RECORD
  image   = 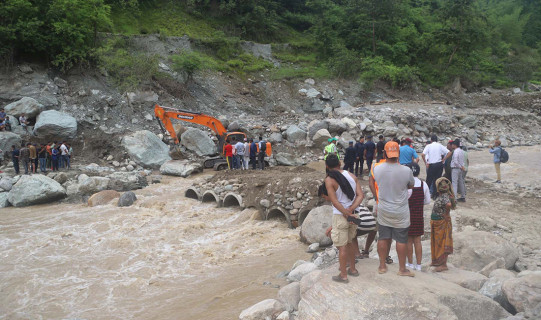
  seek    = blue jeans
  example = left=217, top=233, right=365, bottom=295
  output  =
left=39, top=158, right=47, bottom=172
left=62, top=155, right=70, bottom=169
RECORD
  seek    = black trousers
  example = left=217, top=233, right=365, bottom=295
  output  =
left=355, top=158, right=364, bottom=176
left=366, top=158, right=374, bottom=174
left=426, top=162, right=444, bottom=194
left=250, top=155, right=257, bottom=169
left=258, top=152, right=265, bottom=170
left=343, top=161, right=354, bottom=173
left=13, top=160, right=19, bottom=174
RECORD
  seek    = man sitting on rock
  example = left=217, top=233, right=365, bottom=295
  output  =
left=372, top=141, right=415, bottom=277
left=324, top=154, right=364, bottom=283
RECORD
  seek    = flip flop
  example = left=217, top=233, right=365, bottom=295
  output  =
left=397, top=271, right=415, bottom=277
left=358, top=250, right=369, bottom=259
left=347, top=269, right=360, bottom=277
left=385, top=256, right=393, bottom=264
left=378, top=267, right=387, bottom=274
left=332, top=275, right=349, bottom=283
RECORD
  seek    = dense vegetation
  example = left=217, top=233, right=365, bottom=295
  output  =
left=2, top=0, right=540, bottom=89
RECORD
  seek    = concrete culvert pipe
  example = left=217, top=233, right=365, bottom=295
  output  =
left=202, top=190, right=220, bottom=205
left=222, top=193, right=243, bottom=208
left=266, top=206, right=292, bottom=228
left=184, top=188, right=201, bottom=200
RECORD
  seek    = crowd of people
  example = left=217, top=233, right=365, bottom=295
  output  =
left=8, top=141, right=73, bottom=175
left=0, top=108, right=30, bottom=133
left=319, top=133, right=488, bottom=283
left=224, top=136, right=270, bottom=170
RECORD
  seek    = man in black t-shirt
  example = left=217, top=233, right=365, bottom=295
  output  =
left=376, top=135, right=386, bottom=162
left=354, top=136, right=365, bottom=176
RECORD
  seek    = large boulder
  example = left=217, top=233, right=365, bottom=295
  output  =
left=180, top=128, right=217, bottom=156
left=480, top=269, right=517, bottom=314
left=326, top=119, right=347, bottom=134
left=307, top=120, right=328, bottom=139
left=239, top=299, right=284, bottom=320
left=33, top=110, right=77, bottom=139
left=278, top=282, right=301, bottom=312
left=275, top=153, right=304, bottom=166
left=502, top=271, right=541, bottom=316
left=460, top=115, right=478, bottom=128
left=297, top=259, right=510, bottom=320
left=312, top=129, right=332, bottom=148
left=430, top=266, right=488, bottom=291
left=268, top=132, right=282, bottom=144
left=7, top=175, right=66, bottom=207
left=118, top=191, right=137, bottom=207
left=285, top=125, right=307, bottom=142
left=106, top=172, right=148, bottom=191
left=87, top=190, right=120, bottom=207
left=160, top=160, right=203, bottom=177
left=450, top=231, right=519, bottom=271
left=78, top=176, right=111, bottom=195
left=121, top=130, right=171, bottom=168
left=0, top=192, right=10, bottom=208
left=287, top=262, right=318, bottom=282
left=4, top=97, right=45, bottom=118
left=0, top=177, right=13, bottom=191
left=0, top=132, right=22, bottom=157
left=300, top=205, right=332, bottom=246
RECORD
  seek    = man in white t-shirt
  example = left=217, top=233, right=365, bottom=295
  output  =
left=422, top=135, right=451, bottom=196
left=60, top=142, right=69, bottom=170
left=243, top=138, right=250, bottom=170
left=235, top=139, right=245, bottom=170
left=373, top=141, right=415, bottom=277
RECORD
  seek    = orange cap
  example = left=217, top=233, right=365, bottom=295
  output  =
left=385, top=141, right=400, bottom=158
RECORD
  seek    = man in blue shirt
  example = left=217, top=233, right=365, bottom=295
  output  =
left=489, top=139, right=502, bottom=183
left=364, top=135, right=376, bottom=171
left=354, top=136, right=365, bottom=176
left=399, top=139, right=419, bottom=165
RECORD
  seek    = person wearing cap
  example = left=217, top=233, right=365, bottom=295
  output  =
left=364, top=135, right=376, bottom=171
left=406, top=137, right=413, bottom=148
left=343, top=141, right=356, bottom=173
left=399, top=139, right=419, bottom=165
left=450, top=140, right=466, bottom=202
left=372, top=141, right=415, bottom=277
left=324, top=137, right=339, bottom=160
left=422, top=135, right=452, bottom=196
left=406, top=162, right=431, bottom=271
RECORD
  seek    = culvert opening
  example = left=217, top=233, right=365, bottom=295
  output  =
left=223, top=194, right=241, bottom=207
left=202, top=192, right=218, bottom=203
left=185, top=189, right=199, bottom=200
left=298, top=209, right=311, bottom=225
left=267, top=207, right=292, bottom=228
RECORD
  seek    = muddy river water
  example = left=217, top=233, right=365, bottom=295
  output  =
left=0, top=175, right=308, bottom=320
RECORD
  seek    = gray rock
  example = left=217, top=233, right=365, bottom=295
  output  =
left=502, top=271, right=541, bottom=316
left=0, top=177, right=13, bottom=191
left=0, top=192, right=10, bottom=208
left=180, top=128, right=217, bottom=156
left=118, top=191, right=137, bottom=207
left=260, top=199, right=271, bottom=208
left=450, top=231, right=519, bottom=271
left=305, top=88, right=321, bottom=98
left=285, top=125, right=307, bottom=142
left=78, top=176, right=111, bottom=195
left=121, top=130, right=171, bottom=168
left=430, top=266, right=488, bottom=291
left=276, top=153, right=303, bottom=166
left=307, top=243, right=320, bottom=253
left=240, top=41, right=273, bottom=61
left=414, top=124, right=428, bottom=133
left=278, top=282, right=301, bottom=312
left=53, top=172, right=68, bottom=185
left=479, top=258, right=506, bottom=277
left=239, top=299, right=284, bottom=320
left=268, top=132, right=283, bottom=143
left=466, top=128, right=478, bottom=144
left=287, top=262, right=317, bottom=282
left=297, top=259, right=510, bottom=320
left=126, top=91, right=158, bottom=104
left=4, top=97, right=45, bottom=118
left=307, top=120, right=328, bottom=139
left=326, top=119, right=347, bottom=134
left=299, top=205, right=332, bottom=246
left=276, top=311, right=290, bottom=320
left=512, top=88, right=521, bottom=94
left=304, top=78, right=315, bottom=85
left=18, top=65, right=33, bottom=74
left=227, top=121, right=242, bottom=132
left=33, top=110, right=77, bottom=139
left=383, top=125, right=399, bottom=137
left=460, top=116, right=478, bottom=128
left=88, top=190, right=120, bottom=207
left=106, top=172, right=148, bottom=191
left=480, top=269, right=516, bottom=314
left=159, top=160, right=203, bottom=178
left=312, top=129, right=332, bottom=147
left=53, top=77, right=67, bottom=88
left=7, top=175, right=66, bottom=207
left=0, top=132, right=22, bottom=156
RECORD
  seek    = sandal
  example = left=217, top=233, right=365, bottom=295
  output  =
left=359, top=250, right=369, bottom=259
left=385, top=256, right=393, bottom=264
left=397, top=270, right=415, bottom=277
left=347, top=269, right=360, bottom=277
left=332, top=275, right=349, bottom=283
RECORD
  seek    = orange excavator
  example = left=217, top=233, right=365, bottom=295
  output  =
left=154, top=104, right=269, bottom=170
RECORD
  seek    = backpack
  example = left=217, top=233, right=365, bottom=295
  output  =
left=259, top=140, right=266, bottom=152
left=499, top=147, right=509, bottom=163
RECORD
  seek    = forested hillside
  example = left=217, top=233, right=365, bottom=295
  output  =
left=1, top=0, right=540, bottom=89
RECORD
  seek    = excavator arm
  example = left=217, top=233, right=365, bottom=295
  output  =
left=154, top=104, right=228, bottom=144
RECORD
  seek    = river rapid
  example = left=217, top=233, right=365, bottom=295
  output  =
left=0, top=174, right=308, bottom=319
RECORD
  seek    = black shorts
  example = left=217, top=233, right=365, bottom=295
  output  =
left=378, top=224, right=409, bottom=244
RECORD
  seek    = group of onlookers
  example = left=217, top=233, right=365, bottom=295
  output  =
left=224, top=136, right=269, bottom=170
left=0, top=108, right=30, bottom=133
left=10, top=141, right=73, bottom=175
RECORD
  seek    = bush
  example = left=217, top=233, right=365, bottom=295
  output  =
left=359, top=56, right=418, bottom=89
